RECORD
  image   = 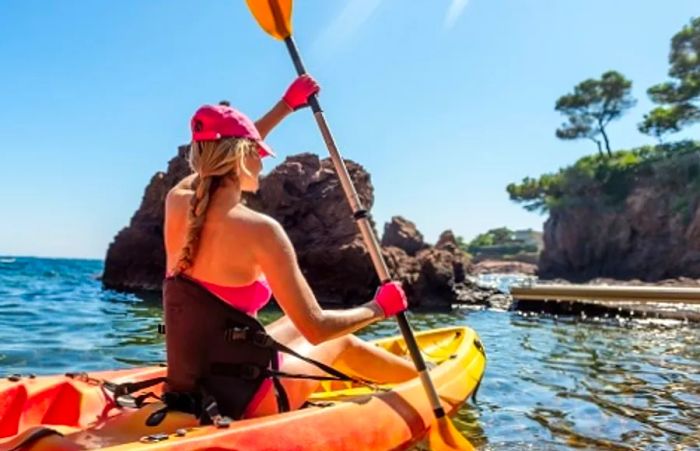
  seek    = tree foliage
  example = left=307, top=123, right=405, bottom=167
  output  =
left=468, top=227, right=514, bottom=249
left=639, top=17, right=700, bottom=139
left=507, top=141, right=700, bottom=213
left=555, top=71, right=636, bottom=157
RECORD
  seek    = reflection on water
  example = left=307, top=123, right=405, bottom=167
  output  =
left=464, top=313, right=700, bottom=450
left=1, top=258, right=699, bottom=450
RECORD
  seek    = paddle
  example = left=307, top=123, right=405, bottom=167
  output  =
left=244, top=2, right=474, bottom=449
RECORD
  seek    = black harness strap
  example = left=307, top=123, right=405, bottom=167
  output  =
left=223, top=327, right=383, bottom=391
left=270, top=349, right=290, bottom=412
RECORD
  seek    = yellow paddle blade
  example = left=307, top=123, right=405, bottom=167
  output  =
left=245, top=0, right=293, bottom=40
left=428, top=417, right=475, bottom=451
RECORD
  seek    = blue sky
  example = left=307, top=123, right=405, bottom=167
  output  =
left=1, top=1, right=698, bottom=259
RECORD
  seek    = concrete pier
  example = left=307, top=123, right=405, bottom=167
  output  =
left=511, top=284, right=700, bottom=304
left=510, top=284, right=700, bottom=321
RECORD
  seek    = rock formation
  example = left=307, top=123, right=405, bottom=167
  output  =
left=103, top=148, right=503, bottom=309
left=381, top=226, right=473, bottom=308
left=381, top=216, right=427, bottom=256
left=537, top=146, right=700, bottom=282
left=539, top=184, right=700, bottom=282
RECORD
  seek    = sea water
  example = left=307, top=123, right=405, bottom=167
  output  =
left=1, top=257, right=698, bottom=449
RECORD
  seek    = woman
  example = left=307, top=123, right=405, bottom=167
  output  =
left=164, top=75, right=416, bottom=419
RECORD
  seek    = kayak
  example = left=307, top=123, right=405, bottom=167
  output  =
left=0, top=326, right=485, bottom=451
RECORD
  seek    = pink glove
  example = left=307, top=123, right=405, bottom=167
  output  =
left=374, top=281, right=408, bottom=318
left=282, top=74, right=320, bottom=110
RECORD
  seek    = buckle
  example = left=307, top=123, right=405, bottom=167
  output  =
left=251, top=331, right=273, bottom=348
left=115, top=395, right=138, bottom=409
left=204, top=397, right=219, bottom=419
left=224, top=327, right=249, bottom=342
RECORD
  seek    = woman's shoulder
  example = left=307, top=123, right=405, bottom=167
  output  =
left=229, top=206, right=289, bottom=246
left=166, top=175, right=196, bottom=206
left=232, top=205, right=282, bottom=231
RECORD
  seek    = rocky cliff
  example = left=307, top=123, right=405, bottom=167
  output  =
left=538, top=147, right=700, bottom=281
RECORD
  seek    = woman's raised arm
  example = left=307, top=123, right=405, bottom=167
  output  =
left=254, top=75, right=320, bottom=139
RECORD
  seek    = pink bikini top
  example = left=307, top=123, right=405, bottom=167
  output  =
left=189, top=276, right=273, bottom=316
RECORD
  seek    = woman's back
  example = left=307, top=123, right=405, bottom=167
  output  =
left=165, top=176, right=269, bottom=287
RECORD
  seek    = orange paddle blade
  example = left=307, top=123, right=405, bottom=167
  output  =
left=428, top=417, right=476, bottom=451
left=245, top=0, right=293, bottom=40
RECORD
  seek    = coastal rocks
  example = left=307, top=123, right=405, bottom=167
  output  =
left=452, top=276, right=513, bottom=310
left=539, top=180, right=700, bottom=282
left=381, top=216, right=426, bottom=256
left=472, top=259, right=538, bottom=276
left=378, top=230, right=512, bottom=310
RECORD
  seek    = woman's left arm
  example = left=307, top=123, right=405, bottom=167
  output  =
left=255, top=75, right=320, bottom=139
left=255, top=101, right=293, bottom=139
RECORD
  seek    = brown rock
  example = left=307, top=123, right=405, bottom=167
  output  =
left=103, top=147, right=473, bottom=310
left=539, top=156, right=700, bottom=282
left=435, top=230, right=458, bottom=251
left=472, top=259, right=538, bottom=276
left=381, top=216, right=426, bottom=256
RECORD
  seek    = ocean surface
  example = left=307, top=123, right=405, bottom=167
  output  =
left=1, top=257, right=699, bottom=450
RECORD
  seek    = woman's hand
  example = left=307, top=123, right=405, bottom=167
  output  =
left=255, top=75, right=321, bottom=139
left=373, top=281, right=408, bottom=318
left=282, top=75, right=320, bottom=111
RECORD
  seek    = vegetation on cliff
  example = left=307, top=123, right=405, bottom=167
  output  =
left=461, top=227, right=542, bottom=263
left=507, top=140, right=700, bottom=215
left=508, top=17, right=700, bottom=216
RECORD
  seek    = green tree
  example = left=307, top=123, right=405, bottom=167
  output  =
left=468, top=232, right=494, bottom=248
left=639, top=17, right=700, bottom=140
left=506, top=174, right=562, bottom=213
left=468, top=227, right=515, bottom=250
left=555, top=71, right=636, bottom=157
left=489, top=227, right=514, bottom=244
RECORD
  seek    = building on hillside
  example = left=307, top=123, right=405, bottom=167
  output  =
left=512, top=229, right=544, bottom=251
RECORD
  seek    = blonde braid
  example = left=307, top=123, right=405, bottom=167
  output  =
left=171, top=137, right=259, bottom=276
left=172, top=175, right=214, bottom=275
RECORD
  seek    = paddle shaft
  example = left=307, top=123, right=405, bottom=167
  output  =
left=283, top=36, right=447, bottom=420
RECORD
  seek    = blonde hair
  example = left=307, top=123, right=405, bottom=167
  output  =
left=171, top=137, right=259, bottom=275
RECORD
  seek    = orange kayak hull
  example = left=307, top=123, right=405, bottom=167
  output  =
left=0, top=327, right=486, bottom=451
